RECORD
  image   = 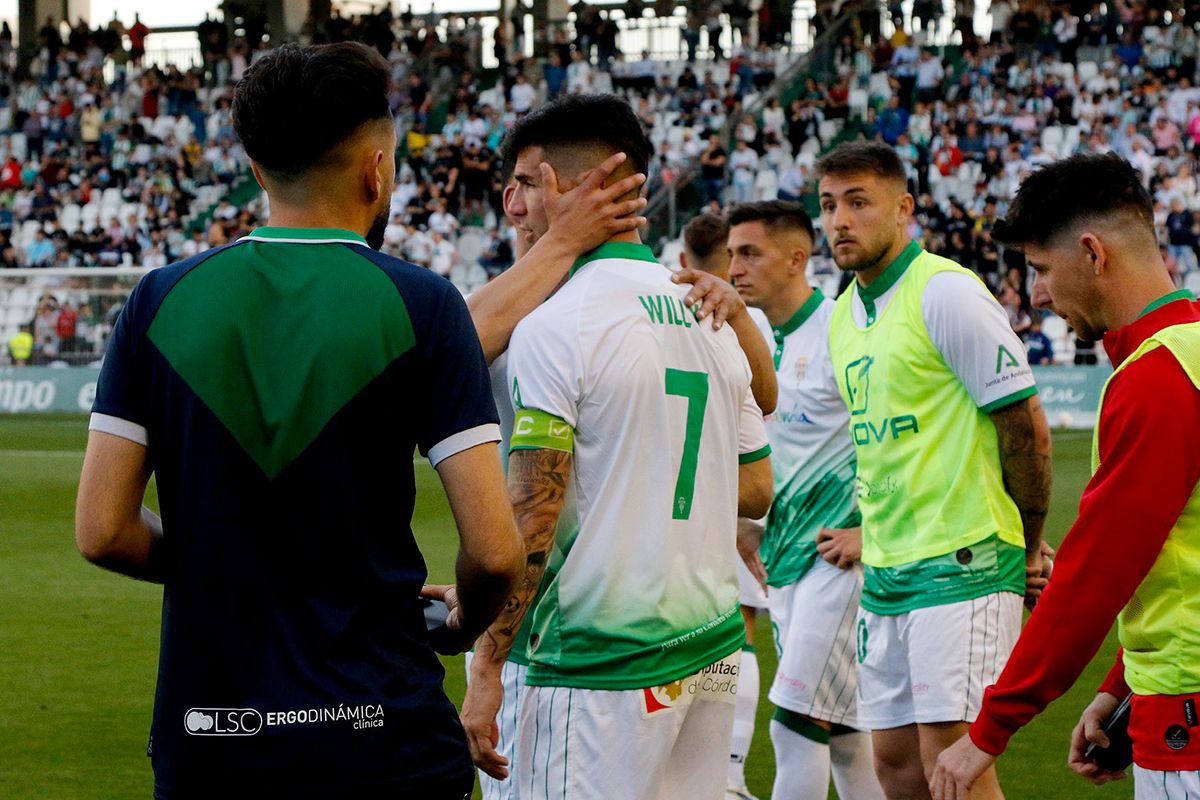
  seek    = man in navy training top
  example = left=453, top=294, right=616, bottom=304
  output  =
left=74, top=42, right=524, bottom=800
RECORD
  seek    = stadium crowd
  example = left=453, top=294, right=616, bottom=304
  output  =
left=8, top=0, right=1200, bottom=366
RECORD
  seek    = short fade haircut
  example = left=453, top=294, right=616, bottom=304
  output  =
left=682, top=213, right=729, bottom=259
left=993, top=153, right=1154, bottom=248
left=815, top=141, right=907, bottom=186
left=499, top=94, right=652, bottom=178
left=233, top=42, right=391, bottom=178
left=728, top=200, right=815, bottom=243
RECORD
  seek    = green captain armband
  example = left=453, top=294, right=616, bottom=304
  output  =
left=509, top=408, right=576, bottom=453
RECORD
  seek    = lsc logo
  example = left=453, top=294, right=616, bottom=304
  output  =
left=185, top=708, right=263, bottom=736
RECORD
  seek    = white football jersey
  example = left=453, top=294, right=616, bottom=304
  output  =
left=506, top=242, right=769, bottom=690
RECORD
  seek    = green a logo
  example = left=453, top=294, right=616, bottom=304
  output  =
left=512, top=377, right=523, bottom=409
left=856, top=618, right=869, bottom=664
left=845, top=355, right=874, bottom=416
left=995, top=344, right=1020, bottom=374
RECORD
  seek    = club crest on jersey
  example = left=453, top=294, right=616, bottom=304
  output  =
left=795, top=356, right=809, bottom=383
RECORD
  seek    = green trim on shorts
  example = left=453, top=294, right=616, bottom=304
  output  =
left=772, top=707, right=831, bottom=744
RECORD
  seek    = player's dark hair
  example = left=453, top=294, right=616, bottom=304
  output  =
left=728, top=200, right=815, bottom=242
left=233, top=42, right=391, bottom=178
left=815, top=141, right=907, bottom=186
left=682, top=213, right=729, bottom=259
left=993, top=153, right=1155, bottom=247
left=500, top=94, right=652, bottom=177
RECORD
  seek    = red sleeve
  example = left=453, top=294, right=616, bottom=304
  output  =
left=1098, top=649, right=1131, bottom=698
left=969, top=347, right=1200, bottom=756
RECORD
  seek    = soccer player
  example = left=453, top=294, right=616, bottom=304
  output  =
left=73, top=43, right=524, bottom=798
left=463, top=165, right=774, bottom=800
left=466, top=159, right=648, bottom=800
left=818, top=142, right=1053, bottom=799
left=460, top=94, right=775, bottom=800
left=726, top=201, right=885, bottom=800
left=931, top=156, right=1200, bottom=799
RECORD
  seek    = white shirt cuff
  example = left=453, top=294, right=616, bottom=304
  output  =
left=427, top=423, right=502, bottom=468
left=89, top=412, right=148, bottom=446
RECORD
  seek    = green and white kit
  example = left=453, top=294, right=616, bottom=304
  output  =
left=506, top=242, right=770, bottom=690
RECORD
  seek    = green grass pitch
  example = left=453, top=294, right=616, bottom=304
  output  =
left=0, top=415, right=1132, bottom=799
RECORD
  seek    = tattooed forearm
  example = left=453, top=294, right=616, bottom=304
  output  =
left=989, top=395, right=1053, bottom=553
left=472, top=447, right=572, bottom=671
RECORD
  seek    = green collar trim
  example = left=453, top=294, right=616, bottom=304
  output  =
left=773, top=288, right=825, bottom=342
left=243, top=226, right=368, bottom=245
left=570, top=241, right=658, bottom=277
left=772, top=290, right=824, bottom=370
left=1138, top=289, right=1196, bottom=319
left=857, top=240, right=922, bottom=302
left=855, top=240, right=921, bottom=327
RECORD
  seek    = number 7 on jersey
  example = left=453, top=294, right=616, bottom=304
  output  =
left=665, top=369, right=709, bottom=520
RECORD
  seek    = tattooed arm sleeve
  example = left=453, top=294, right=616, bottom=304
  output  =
left=470, top=447, right=572, bottom=672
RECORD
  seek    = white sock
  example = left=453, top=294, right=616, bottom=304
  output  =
left=830, top=730, right=886, bottom=800
left=728, top=646, right=759, bottom=787
left=769, top=716, right=831, bottom=800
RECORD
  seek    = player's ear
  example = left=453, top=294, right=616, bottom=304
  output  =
left=249, top=161, right=267, bottom=192
left=790, top=247, right=809, bottom=274
left=1079, top=232, right=1106, bottom=275
left=680, top=251, right=690, bottom=270
left=365, top=149, right=385, bottom=204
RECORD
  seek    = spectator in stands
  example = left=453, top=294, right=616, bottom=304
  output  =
left=429, top=200, right=461, bottom=239
left=915, top=49, right=945, bottom=104
left=701, top=134, right=727, bottom=205
left=705, top=0, right=724, bottom=60
left=1023, top=315, right=1054, bottom=365
left=1166, top=198, right=1200, bottom=278
left=477, top=226, right=513, bottom=278
left=878, top=96, right=910, bottom=145
left=730, top=139, right=759, bottom=204
left=404, top=223, right=433, bottom=268
left=510, top=73, right=537, bottom=114
left=8, top=321, right=33, bottom=365
left=25, top=229, right=56, bottom=267
left=430, top=230, right=456, bottom=277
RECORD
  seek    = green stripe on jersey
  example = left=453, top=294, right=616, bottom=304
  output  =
left=525, top=601, right=744, bottom=689
left=148, top=234, right=414, bottom=478
left=762, top=451, right=859, bottom=588
left=860, top=534, right=1025, bottom=615
left=510, top=409, right=576, bottom=453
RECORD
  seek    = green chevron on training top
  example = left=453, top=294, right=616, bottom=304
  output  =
left=147, top=228, right=416, bottom=478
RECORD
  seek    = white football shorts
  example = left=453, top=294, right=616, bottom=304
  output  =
left=767, top=558, right=864, bottom=728
left=855, top=591, right=1022, bottom=730
left=515, top=651, right=740, bottom=800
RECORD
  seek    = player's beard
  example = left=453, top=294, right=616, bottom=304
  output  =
left=366, top=205, right=389, bottom=251
left=832, top=234, right=893, bottom=275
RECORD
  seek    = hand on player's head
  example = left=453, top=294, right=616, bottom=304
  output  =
left=541, top=151, right=648, bottom=251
